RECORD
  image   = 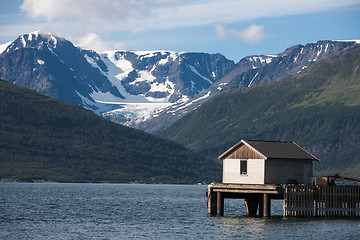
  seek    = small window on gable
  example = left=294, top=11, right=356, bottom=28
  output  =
left=240, top=160, right=247, bottom=175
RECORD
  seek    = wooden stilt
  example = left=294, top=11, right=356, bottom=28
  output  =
left=258, top=194, right=264, bottom=216
left=217, top=192, right=224, bottom=216
left=263, top=193, right=271, bottom=217
left=245, top=195, right=259, bottom=215
left=207, top=192, right=217, bottom=215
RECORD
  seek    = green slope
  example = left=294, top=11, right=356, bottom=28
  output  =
left=159, top=45, right=360, bottom=178
left=0, top=80, right=220, bottom=183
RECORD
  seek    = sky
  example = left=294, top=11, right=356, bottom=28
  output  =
left=1, top=0, right=360, bottom=62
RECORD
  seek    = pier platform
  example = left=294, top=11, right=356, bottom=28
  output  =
left=206, top=183, right=360, bottom=218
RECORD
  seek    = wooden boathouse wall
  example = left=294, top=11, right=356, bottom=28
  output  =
left=207, top=183, right=360, bottom=218
left=284, top=185, right=360, bottom=218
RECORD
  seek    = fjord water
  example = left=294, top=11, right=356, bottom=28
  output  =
left=1, top=183, right=359, bottom=239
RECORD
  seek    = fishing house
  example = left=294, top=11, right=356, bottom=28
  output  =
left=207, top=139, right=360, bottom=218
left=219, top=140, right=318, bottom=185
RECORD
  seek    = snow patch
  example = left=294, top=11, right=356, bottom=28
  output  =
left=49, top=36, right=57, bottom=48
left=170, top=91, right=211, bottom=113
left=158, top=57, right=169, bottom=65
left=27, top=30, right=40, bottom=40
left=149, top=79, right=174, bottom=93
left=98, top=51, right=151, bottom=103
left=189, top=65, right=212, bottom=85
left=249, top=56, right=275, bottom=64
left=103, top=102, right=172, bottom=126
left=248, top=72, right=259, bottom=87
left=170, top=52, right=181, bottom=61
left=217, top=82, right=227, bottom=91
left=20, top=35, right=26, bottom=47
left=0, top=41, right=13, bottom=54
left=333, top=39, right=360, bottom=44
left=324, top=43, right=329, bottom=53
left=190, top=81, right=195, bottom=92
left=104, top=51, right=135, bottom=81
left=37, top=59, right=45, bottom=65
left=84, top=54, right=106, bottom=75
left=90, top=90, right=125, bottom=103
left=129, top=70, right=156, bottom=86
left=317, top=44, right=323, bottom=57
left=27, top=31, right=40, bottom=41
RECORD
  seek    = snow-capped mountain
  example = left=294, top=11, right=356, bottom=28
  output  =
left=0, top=31, right=124, bottom=113
left=1, top=32, right=358, bottom=132
left=0, top=31, right=234, bottom=126
left=138, top=40, right=360, bottom=133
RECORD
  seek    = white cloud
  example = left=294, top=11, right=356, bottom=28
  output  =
left=216, top=24, right=266, bottom=43
left=215, top=24, right=227, bottom=39
left=76, top=33, right=125, bottom=51
left=77, top=33, right=109, bottom=51
left=20, top=0, right=146, bottom=24
left=19, top=0, right=360, bottom=33
left=231, top=24, right=265, bottom=43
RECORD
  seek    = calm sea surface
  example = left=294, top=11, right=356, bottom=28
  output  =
left=0, top=183, right=359, bottom=239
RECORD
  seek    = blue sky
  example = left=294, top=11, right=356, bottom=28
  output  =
left=1, top=0, right=360, bottom=62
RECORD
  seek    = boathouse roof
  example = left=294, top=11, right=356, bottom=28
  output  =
left=218, top=140, right=319, bottom=161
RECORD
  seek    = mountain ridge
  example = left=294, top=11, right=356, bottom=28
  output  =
left=139, top=40, right=359, bottom=133
left=1, top=32, right=359, bottom=133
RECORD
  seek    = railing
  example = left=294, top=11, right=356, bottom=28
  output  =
left=283, top=185, right=360, bottom=218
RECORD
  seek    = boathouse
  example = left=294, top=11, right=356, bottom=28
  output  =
left=218, top=140, right=319, bottom=185
left=207, top=140, right=360, bottom=218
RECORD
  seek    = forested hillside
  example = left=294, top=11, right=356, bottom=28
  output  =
left=0, top=79, right=220, bottom=183
left=159, top=45, right=360, bottom=178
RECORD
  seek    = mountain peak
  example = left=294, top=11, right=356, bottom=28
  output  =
left=2, top=31, right=66, bottom=54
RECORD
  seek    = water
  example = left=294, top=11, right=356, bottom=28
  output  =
left=0, top=183, right=359, bottom=239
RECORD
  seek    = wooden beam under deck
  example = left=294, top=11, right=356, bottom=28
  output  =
left=207, top=183, right=283, bottom=216
left=208, top=183, right=283, bottom=195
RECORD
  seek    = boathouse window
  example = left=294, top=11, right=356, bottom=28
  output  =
left=240, top=160, right=247, bottom=175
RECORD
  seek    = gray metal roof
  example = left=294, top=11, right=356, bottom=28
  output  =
left=218, top=140, right=319, bottom=161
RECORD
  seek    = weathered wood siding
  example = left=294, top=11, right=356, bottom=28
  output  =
left=265, top=160, right=312, bottom=185
left=226, top=144, right=263, bottom=159
left=223, top=159, right=265, bottom=184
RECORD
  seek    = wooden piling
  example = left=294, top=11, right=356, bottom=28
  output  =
left=263, top=193, right=271, bottom=217
left=217, top=192, right=224, bottom=216
left=258, top=194, right=264, bottom=216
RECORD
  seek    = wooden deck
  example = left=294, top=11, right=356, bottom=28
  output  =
left=207, top=183, right=360, bottom=218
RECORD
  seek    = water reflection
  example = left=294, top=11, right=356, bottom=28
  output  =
left=213, top=199, right=287, bottom=239
left=219, top=216, right=267, bottom=238
left=222, top=199, right=284, bottom=217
